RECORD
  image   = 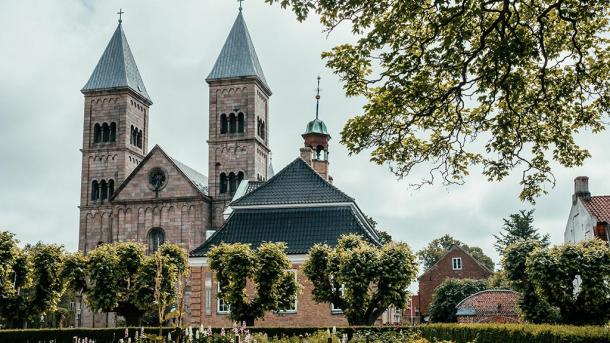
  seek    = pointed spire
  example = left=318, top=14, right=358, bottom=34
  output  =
left=315, top=75, right=321, bottom=120
left=206, top=11, right=270, bottom=94
left=82, top=21, right=152, bottom=104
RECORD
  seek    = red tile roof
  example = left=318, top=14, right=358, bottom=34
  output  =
left=582, top=196, right=610, bottom=223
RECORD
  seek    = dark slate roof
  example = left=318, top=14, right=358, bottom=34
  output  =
left=206, top=11, right=270, bottom=92
left=230, top=158, right=353, bottom=207
left=191, top=206, right=378, bottom=256
left=171, top=158, right=209, bottom=195
left=245, top=181, right=264, bottom=194
left=82, top=23, right=151, bottom=103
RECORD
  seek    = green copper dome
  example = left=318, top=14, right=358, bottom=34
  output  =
left=304, top=118, right=330, bottom=136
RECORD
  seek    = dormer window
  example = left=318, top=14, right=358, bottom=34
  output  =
left=452, top=257, right=462, bottom=270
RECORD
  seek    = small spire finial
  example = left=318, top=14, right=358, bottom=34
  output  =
left=238, top=0, right=244, bottom=12
left=117, top=9, right=124, bottom=24
left=315, top=75, right=321, bottom=120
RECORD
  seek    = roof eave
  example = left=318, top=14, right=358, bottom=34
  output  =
left=205, top=75, right=272, bottom=96
left=81, top=86, right=153, bottom=105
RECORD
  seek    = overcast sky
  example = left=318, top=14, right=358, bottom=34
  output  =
left=1, top=0, right=609, bottom=268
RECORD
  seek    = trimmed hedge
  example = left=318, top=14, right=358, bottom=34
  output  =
left=0, top=324, right=608, bottom=343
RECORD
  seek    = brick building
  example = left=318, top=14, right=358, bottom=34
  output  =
left=456, top=290, right=520, bottom=323
left=76, top=8, right=382, bottom=327
left=412, top=245, right=492, bottom=320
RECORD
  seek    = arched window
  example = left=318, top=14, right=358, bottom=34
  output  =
left=93, top=124, right=101, bottom=143
left=110, top=123, right=116, bottom=142
left=108, top=179, right=115, bottom=198
left=220, top=114, right=228, bottom=134
left=229, top=113, right=237, bottom=133
left=100, top=179, right=108, bottom=200
left=91, top=180, right=99, bottom=201
left=315, top=145, right=325, bottom=160
left=237, top=113, right=244, bottom=133
left=137, top=130, right=143, bottom=148
left=102, top=123, right=110, bottom=142
left=229, top=172, right=237, bottom=194
left=257, top=118, right=261, bottom=136
left=237, top=171, right=244, bottom=185
left=148, top=228, right=165, bottom=253
left=130, top=125, right=135, bottom=145
left=261, top=121, right=266, bottom=140
left=219, top=173, right=227, bottom=194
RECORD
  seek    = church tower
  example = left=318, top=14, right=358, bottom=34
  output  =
left=301, top=77, right=332, bottom=181
left=206, top=9, right=271, bottom=228
left=78, top=18, right=152, bottom=252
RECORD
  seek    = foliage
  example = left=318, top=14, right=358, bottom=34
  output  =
left=268, top=0, right=610, bottom=202
left=303, top=234, right=418, bottom=325
left=485, top=271, right=512, bottom=289
left=428, top=278, right=487, bottom=323
left=0, top=232, right=66, bottom=328
left=494, top=210, right=549, bottom=254
left=417, top=234, right=494, bottom=271
left=208, top=242, right=298, bottom=326
left=2, top=324, right=610, bottom=343
left=526, top=238, right=610, bottom=325
left=365, top=215, right=393, bottom=244
left=502, top=239, right=559, bottom=323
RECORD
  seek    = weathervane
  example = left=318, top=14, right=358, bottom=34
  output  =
left=117, top=8, right=124, bottom=24
left=238, top=0, right=244, bottom=12
left=315, top=75, right=321, bottom=119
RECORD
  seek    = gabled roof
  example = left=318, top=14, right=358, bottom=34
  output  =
left=230, top=157, right=353, bottom=207
left=111, top=145, right=208, bottom=200
left=418, top=244, right=493, bottom=280
left=206, top=11, right=270, bottom=93
left=82, top=23, right=151, bottom=103
left=581, top=196, right=610, bottom=223
left=190, top=206, right=379, bottom=256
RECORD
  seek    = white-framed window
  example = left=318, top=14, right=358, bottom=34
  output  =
left=277, top=270, right=298, bottom=314
left=330, top=282, right=344, bottom=314
left=217, top=282, right=230, bottom=314
left=452, top=257, right=462, bottom=270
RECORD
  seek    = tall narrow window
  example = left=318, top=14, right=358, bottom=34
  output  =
left=237, top=171, right=244, bottom=185
left=257, top=118, right=261, bottom=136
left=137, top=130, right=143, bottom=148
left=261, top=121, right=266, bottom=140
left=110, top=123, right=116, bottom=142
left=108, top=179, right=115, bottom=198
left=148, top=228, right=165, bottom=253
left=237, top=112, right=244, bottom=133
left=219, top=173, right=227, bottom=194
left=100, top=179, right=108, bottom=200
left=277, top=270, right=298, bottom=313
left=91, top=180, right=99, bottom=201
left=228, top=172, right=236, bottom=194
left=130, top=125, right=135, bottom=145
left=93, top=124, right=101, bottom=143
left=452, top=257, right=462, bottom=270
left=220, top=114, right=228, bottom=134
left=102, top=123, right=110, bottom=142
left=217, top=282, right=230, bottom=314
left=229, top=113, right=236, bottom=133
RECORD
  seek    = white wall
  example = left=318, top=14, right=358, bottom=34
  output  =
left=564, top=198, right=597, bottom=243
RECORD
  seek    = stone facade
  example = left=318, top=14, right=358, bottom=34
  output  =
left=415, top=245, right=492, bottom=317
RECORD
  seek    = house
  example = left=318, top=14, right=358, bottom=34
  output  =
left=565, top=176, right=610, bottom=244
left=456, top=290, right=520, bottom=323
left=413, top=245, right=492, bottom=319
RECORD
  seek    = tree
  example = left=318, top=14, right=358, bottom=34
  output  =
left=526, top=238, right=610, bottom=325
left=0, top=232, right=66, bottom=328
left=428, top=278, right=487, bottom=323
left=303, top=234, right=417, bottom=325
left=366, top=216, right=392, bottom=244
left=417, top=235, right=494, bottom=271
left=494, top=210, right=549, bottom=254
left=269, top=0, right=610, bottom=202
left=208, top=242, right=298, bottom=326
left=502, top=239, right=558, bottom=323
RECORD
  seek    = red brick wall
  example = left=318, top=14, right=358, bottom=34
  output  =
left=417, top=247, right=491, bottom=316
left=190, top=263, right=349, bottom=327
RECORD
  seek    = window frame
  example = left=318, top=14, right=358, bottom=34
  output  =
left=216, top=282, right=230, bottom=315
left=330, top=280, right=344, bottom=314
left=277, top=270, right=298, bottom=314
left=452, top=257, right=462, bottom=270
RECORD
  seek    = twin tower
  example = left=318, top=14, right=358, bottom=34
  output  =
left=78, top=9, right=332, bottom=252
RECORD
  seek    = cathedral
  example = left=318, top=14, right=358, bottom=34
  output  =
left=78, top=8, right=383, bottom=327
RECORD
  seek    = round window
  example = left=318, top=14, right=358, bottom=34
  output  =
left=148, top=167, right=167, bottom=192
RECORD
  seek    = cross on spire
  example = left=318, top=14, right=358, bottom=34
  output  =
left=315, top=76, right=321, bottom=119
left=238, top=0, right=244, bottom=12
left=117, top=9, right=124, bottom=24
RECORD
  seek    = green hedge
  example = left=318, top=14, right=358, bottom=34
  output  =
left=0, top=324, right=608, bottom=343
left=419, top=323, right=610, bottom=343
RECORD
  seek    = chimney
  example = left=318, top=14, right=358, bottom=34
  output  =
left=300, top=147, right=313, bottom=165
left=573, top=176, right=591, bottom=204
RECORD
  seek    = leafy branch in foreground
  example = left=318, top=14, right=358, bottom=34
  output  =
left=269, top=0, right=610, bottom=201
